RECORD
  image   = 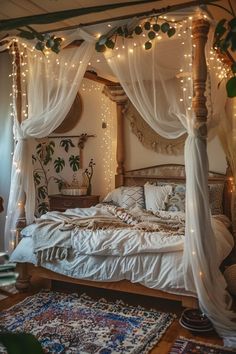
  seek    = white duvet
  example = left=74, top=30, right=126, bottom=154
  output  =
left=10, top=205, right=234, bottom=296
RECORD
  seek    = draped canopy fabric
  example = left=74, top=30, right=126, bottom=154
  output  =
left=2, top=29, right=95, bottom=253
left=1, top=8, right=236, bottom=347
left=104, top=16, right=236, bottom=345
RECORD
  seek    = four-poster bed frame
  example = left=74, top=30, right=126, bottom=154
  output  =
left=14, top=18, right=232, bottom=308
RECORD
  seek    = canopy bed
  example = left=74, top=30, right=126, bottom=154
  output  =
left=1, top=5, right=236, bottom=348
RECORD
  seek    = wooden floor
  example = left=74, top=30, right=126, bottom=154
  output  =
left=0, top=275, right=230, bottom=354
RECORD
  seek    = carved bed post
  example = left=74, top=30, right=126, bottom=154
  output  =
left=192, top=17, right=210, bottom=138
left=102, top=85, right=128, bottom=187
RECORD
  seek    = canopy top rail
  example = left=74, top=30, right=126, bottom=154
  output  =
left=0, top=0, right=220, bottom=37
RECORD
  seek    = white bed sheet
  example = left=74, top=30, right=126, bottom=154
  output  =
left=11, top=237, right=193, bottom=296
left=10, top=206, right=234, bottom=298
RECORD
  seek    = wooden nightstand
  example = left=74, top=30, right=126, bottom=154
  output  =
left=48, top=194, right=100, bottom=212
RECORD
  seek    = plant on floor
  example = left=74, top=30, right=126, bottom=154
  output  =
left=0, top=332, right=43, bottom=354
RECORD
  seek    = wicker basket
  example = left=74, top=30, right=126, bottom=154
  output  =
left=61, top=187, right=87, bottom=196
left=224, top=264, right=236, bottom=296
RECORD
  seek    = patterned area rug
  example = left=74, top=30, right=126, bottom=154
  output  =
left=0, top=291, right=175, bottom=354
left=169, top=337, right=235, bottom=354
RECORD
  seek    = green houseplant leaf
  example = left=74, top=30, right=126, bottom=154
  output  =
left=69, top=155, right=80, bottom=171
left=226, top=76, right=236, bottom=97
left=0, top=332, right=44, bottom=354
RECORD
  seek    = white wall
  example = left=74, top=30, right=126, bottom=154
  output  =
left=0, top=52, right=13, bottom=251
left=124, top=118, right=227, bottom=173
left=49, top=78, right=117, bottom=200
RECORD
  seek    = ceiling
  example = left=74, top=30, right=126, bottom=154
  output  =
left=0, top=0, right=233, bottom=82
left=0, top=0, right=232, bottom=34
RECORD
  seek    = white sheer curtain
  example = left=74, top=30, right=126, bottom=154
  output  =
left=105, top=16, right=236, bottom=346
left=2, top=29, right=95, bottom=253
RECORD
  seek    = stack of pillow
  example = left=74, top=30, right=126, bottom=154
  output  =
left=103, top=182, right=224, bottom=215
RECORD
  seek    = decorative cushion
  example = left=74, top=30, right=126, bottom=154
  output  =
left=209, top=183, right=224, bottom=215
left=144, top=182, right=172, bottom=212
left=121, top=186, right=145, bottom=209
left=102, top=187, right=124, bottom=206
left=164, top=184, right=186, bottom=212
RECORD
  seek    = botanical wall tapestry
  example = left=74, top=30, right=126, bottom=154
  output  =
left=32, top=137, right=82, bottom=216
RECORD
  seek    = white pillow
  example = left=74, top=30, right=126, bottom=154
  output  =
left=144, top=182, right=172, bottom=212
left=103, top=187, right=124, bottom=206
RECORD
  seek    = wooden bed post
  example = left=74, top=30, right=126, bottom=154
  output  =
left=192, top=17, right=210, bottom=138
left=102, top=84, right=128, bottom=187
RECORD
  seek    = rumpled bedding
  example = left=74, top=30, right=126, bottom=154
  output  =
left=24, top=205, right=186, bottom=264
left=20, top=204, right=233, bottom=267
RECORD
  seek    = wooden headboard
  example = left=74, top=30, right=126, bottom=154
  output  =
left=115, top=164, right=232, bottom=221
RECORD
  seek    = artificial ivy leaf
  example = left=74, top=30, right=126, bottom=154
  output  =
left=46, top=38, right=55, bottom=48
left=98, top=36, right=107, bottom=45
left=148, top=31, right=155, bottom=40
left=145, top=41, right=152, bottom=50
left=214, top=19, right=227, bottom=39
left=153, top=23, right=160, bottom=32
left=51, top=44, right=60, bottom=54
left=35, top=32, right=44, bottom=41
left=19, top=30, right=35, bottom=40
left=231, top=62, right=236, bottom=73
left=231, top=33, right=236, bottom=51
left=226, top=76, right=236, bottom=98
left=144, top=21, right=151, bottom=31
left=134, top=25, right=142, bottom=35
left=105, top=38, right=115, bottom=49
left=116, top=26, right=124, bottom=36
left=161, top=22, right=170, bottom=33
left=54, top=37, right=63, bottom=44
left=35, top=41, right=45, bottom=51
left=167, top=27, right=176, bottom=38
left=44, top=33, right=51, bottom=41
left=122, top=26, right=129, bottom=38
left=95, top=42, right=106, bottom=52
left=218, top=38, right=230, bottom=52
left=229, top=17, right=236, bottom=32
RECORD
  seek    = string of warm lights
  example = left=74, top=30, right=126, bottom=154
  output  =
left=81, top=80, right=115, bottom=195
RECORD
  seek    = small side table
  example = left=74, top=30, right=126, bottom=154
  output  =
left=48, top=194, right=100, bottom=212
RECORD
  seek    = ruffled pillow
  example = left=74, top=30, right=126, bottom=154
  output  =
left=144, top=182, right=172, bottom=212
left=164, top=184, right=186, bottom=212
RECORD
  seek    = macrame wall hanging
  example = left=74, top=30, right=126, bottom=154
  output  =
left=124, top=101, right=187, bottom=155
